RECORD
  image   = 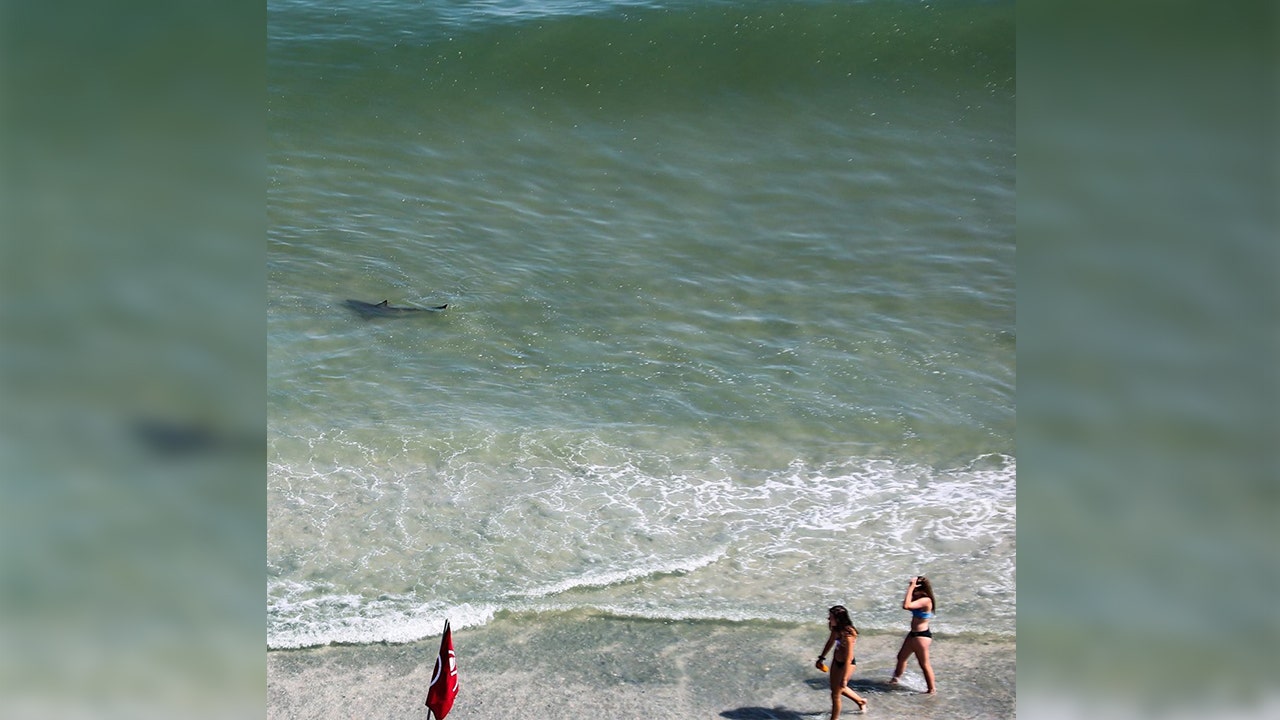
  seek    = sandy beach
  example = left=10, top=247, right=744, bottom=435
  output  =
left=268, top=611, right=1014, bottom=719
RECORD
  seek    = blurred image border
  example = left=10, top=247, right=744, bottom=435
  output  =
left=1018, top=1, right=1278, bottom=717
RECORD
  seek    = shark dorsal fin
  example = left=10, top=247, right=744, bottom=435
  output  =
left=378, top=300, right=389, bottom=307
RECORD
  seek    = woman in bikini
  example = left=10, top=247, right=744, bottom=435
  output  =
left=889, top=575, right=937, bottom=694
left=815, top=605, right=868, bottom=716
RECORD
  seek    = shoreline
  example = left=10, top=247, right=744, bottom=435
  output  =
left=268, top=611, right=1014, bottom=719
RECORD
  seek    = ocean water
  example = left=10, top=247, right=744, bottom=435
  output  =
left=268, top=0, right=1014, bottom=651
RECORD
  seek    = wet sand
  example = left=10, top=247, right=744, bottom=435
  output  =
left=268, top=611, right=1014, bottom=719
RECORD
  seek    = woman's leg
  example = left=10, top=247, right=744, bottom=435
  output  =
left=841, top=665, right=868, bottom=711
left=829, top=669, right=845, bottom=718
left=890, top=636, right=914, bottom=683
left=914, top=638, right=936, bottom=693
left=831, top=664, right=865, bottom=716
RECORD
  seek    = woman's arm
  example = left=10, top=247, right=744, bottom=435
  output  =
left=903, top=577, right=929, bottom=610
left=815, top=630, right=835, bottom=668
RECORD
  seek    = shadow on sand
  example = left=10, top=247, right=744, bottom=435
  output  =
left=719, top=708, right=815, bottom=720
left=721, top=675, right=915, bottom=718
left=805, top=676, right=908, bottom=693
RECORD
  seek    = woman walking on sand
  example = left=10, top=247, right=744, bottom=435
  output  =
left=889, top=575, right=937, bottom=694
left=815, top=605, right=868, bottom=716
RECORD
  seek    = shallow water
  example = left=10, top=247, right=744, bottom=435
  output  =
left=268, top=611, right=1016, bottom=719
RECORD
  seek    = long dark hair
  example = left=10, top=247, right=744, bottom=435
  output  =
left=828, top=605, right=858, bottom=637
left=913, top=577, right=937, bottom=612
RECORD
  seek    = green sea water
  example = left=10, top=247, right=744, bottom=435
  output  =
left=268, top=0, right=1015, bottom=649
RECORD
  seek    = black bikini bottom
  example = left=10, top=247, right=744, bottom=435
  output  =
left=832, top=657, right=856, bottom=666
left=908, top=629, right=933, bottom=639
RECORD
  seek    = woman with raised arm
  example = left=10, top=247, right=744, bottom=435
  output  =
left=889, top=575, right=937, bottom=693
left=815, top=605, right=868, bottom=716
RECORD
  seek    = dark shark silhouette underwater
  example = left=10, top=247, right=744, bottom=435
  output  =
left=343, top=299, right=449, bottom=319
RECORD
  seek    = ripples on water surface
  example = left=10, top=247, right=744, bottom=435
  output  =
left=269, top=0, right=1015, bottom=648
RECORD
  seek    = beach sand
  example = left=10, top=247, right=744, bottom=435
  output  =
left=268, top=611, right=1014, bottom=719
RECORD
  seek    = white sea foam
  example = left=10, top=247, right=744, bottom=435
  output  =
left=515, top=547, right=728, bottom=599
left=268, top=440, right=1015, bottom=647
left=268, top=590, right=498, bottom=649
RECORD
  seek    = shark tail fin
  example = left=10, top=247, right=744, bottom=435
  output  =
left=378, top=300, right=389, bottom=307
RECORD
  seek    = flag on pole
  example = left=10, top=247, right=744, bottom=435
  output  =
left=425, top=619, right=458, bottom=719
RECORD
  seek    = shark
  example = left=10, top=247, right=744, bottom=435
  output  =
left=343, top=299, right=449, bottom=319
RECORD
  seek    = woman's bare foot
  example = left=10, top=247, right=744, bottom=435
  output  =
left=887, top=675, right=899, bottom=686
left=855, top=698, right=868, bottom=712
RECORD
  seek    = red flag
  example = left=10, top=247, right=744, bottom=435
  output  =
left=425, top=619, right=458, bottom=719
